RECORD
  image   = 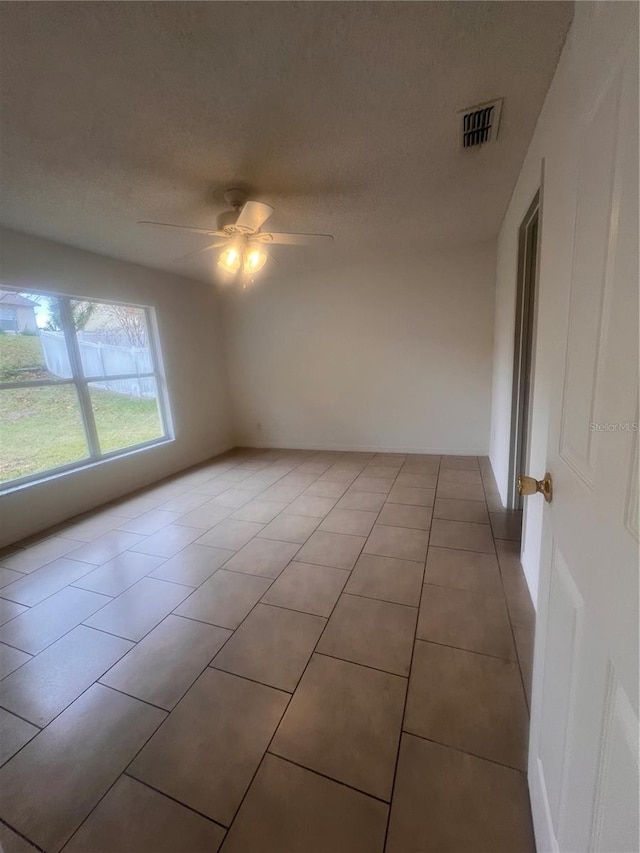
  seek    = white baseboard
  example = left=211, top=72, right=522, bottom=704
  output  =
left=234, top=440, right=489, bottom=456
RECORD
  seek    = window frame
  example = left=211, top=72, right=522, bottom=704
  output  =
left=0, top=288, right=173, bottom=493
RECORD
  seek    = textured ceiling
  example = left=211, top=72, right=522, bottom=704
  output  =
left=0, top=2, right=573, bottom=284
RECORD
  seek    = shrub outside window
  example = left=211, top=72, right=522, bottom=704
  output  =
left=0, top=288, right=171, bottom=489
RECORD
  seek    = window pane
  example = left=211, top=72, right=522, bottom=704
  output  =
left=89, top=378, right=164, bottom=454
left=0, top=386, right=89, bottom=484
left=0, top=290, right=71, bottom=382
left=71, top=300, right=153, bottom=378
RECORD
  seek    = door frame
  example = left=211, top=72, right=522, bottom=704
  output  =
left=507, top=191, right=540, bottom=510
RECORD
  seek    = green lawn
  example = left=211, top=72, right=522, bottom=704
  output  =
left=0, top=336, right=163, bottom=484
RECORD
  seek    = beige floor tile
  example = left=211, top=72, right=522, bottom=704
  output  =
left=317, top=468, right=359, bottom=484
left=101, top=615, right=231, bottom=709
left=222, top=754, right=387, bottom=853
left=0, top=586, right=110, bottom=655
left=336, top=490, right=386, bottom=512
left=175, top=570, right=271, bottom=629
left=128, top=524, right=202, bottom=558
left=418, top=584, right=515, bottom=659
left=439, top=468, right=483, bottom=484
left=222, top=538, right=299, bottom=579
left=345, top=554, right=424, bottom=606
left=433, top=498, right=490, bottom=524
left=373, top=454, right=406, bottom=465
left=0, top=558, right=96, bottom=607
left=394, top=473, right=437, bottom=489
left=231, top=500, right=287, bottom=523
left=157, top=491, right=211, bottom=513
left=0, top=684, right=165, bottom=853
left=212, top=603, right=325, bottom=691
left=61, top=775, right=225, bottom=853
left=436, top=481, right=486, bottom=502
left=195, top=518, right=264, bottom=550
left=0, top=814, right=40, bottom=852
left=430, top=519, right=495, bottom=554
left=490, top=511, right=523, bottom=540
left=0, top=537, right=82, bottom=574
left=129, top=668, right=288, bottom=826
left=364, top=525, right=428, bottom=562
left=117, top=509, right=183, bottom=536
left=64, top=531, right=144, bottom=566
left=440, top=456, right=480, bottom=471
left=387, top=485, right=435, bottom=507
left=260, top=484, right=306, bottom=502
left=400, top=460, right=440, bottom=476
left=495, top=538, right=522, bottom=575
left=350, top=476, right=393, bottom=494
left=278, top=473, right=319, bottom=488
left=191, top=477, right=250, bottom=496
left=150, top=543, right=232, bottom=587
left=377, top=503, right=432, bottom=530
left=296, top=531, right=365, bottom=570
left=0, top=626, right=132, bottom=727
left=386, top=735, right=535, bottom=853
left=283, top=495, right=337, bottom=518
left=360, top=465, right=398, bottom=479
left=319, top=508, right=378, bottom=537
left=0, top=599, right=28, bottom=626
left=59, top=513, right=124, bottom=543
left=404, top=641, right=529, bottom=770
left=317, top=594, right=416, bottom=676
left=271, top=654, right=405, bottom=800
left=84, top=578, right=190, bottom=641
left=0, top=708, right=38, bottom=767
left=107, top=494, right=165, bottom=519
left=303, top=480, right=349, bottom=498
left=261, top=561, right=348, bottom=617
left=0, top=567, right=25, bottom=590
left=174, top=501, right=234, bottom=529
left=257, top=513, right=320, bottom=544
left=514, top=625, right=534, bottom=708
left=72, top=552, right=164, bottom=596
left=210, top=487, right=262, bottom=509
left=0, top=645, right=31, bottom=680
left=424, top=546, right=502, bottom=595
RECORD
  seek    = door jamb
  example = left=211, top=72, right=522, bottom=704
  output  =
left=507, top=191, right=540, bottom=510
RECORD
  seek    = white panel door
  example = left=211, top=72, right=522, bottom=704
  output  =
left=528, top=7, right=639, bottom=853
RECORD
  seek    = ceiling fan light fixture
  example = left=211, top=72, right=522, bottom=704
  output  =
left=217, top=244, right=242, bottom=274
left=243, top=246, right=268, bottom=274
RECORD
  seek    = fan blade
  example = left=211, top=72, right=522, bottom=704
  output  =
left=175, top=239, right=228, bottom=262
left=258, top=231, right=334, bottom=246
left=138, top=220, right=221, bottom=236
left=235, top=201, right=274, bottom=232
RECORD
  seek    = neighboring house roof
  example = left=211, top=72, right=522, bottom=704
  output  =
left=0, top=291, right=38, bottom=308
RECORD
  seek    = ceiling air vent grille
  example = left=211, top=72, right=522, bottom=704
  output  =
left=460, top=99, right=502, bottom=148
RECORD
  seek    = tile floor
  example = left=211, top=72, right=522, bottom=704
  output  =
left=0, top=449, right=535, bottom=853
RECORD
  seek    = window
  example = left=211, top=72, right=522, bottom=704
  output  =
left=0, top=288, right=171, bottom=489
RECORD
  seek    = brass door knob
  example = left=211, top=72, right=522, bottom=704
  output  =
left=517, top=472, right=553, bottom=503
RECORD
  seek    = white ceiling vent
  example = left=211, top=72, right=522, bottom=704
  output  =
left=460, top=99, right=503, bottom=148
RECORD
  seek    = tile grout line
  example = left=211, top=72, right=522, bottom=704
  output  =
left=381, top=455, right=439, bottom=851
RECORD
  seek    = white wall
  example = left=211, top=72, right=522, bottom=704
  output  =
left=223, top=240, right=496, bottom=455
left=0, top=227, right=233, bottom=546
left=488, top=2, right=633, bottom=605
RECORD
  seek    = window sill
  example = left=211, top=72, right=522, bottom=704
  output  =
left=0, top=436, right=175, bottom=497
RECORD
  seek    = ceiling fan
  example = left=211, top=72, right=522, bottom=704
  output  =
left=139, top=188, right=334, bottom=277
